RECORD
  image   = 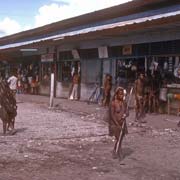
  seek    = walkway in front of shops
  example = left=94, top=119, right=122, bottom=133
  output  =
left=17, top=94, right=180, bottom=131
left=17, top=94, right=102, bottom=116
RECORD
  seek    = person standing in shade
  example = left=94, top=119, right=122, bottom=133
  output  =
left=69, top=72, right=80, bottom=100
left=102, top=74, right=112, bottom=106
left=134, top=73, right=146, bottom=122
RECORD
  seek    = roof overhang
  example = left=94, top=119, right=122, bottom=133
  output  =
left=0, top=0, right=179, bottom=46
left=0, top=13, right=180, bottom=53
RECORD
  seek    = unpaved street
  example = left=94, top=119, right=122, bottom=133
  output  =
left=0, top=96, right=180, bottom=180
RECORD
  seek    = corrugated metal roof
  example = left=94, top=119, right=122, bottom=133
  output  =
left=0, top=9, right=180, bottom=50
left=1, top=0, right=176, bottom=45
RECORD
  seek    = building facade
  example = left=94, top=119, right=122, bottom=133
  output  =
left=0, top=0, right=180, bottom=103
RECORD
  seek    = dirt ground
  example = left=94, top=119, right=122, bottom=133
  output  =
left=0, top=94, right=180, bottom=180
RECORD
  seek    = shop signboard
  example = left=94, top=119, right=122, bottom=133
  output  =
left=72, top=49, right=80, bottom=59
left=98, top=46, right=108, bottom=58
left=122, top=45, right=132, bottom=55
left=41, top=53, right=54, bottom=62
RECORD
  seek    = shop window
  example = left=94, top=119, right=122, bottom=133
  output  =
left=62, top=61, right=72, bottom=82
left=57, top=60, right=80, bottom=83
left=40, top=62, right=54, bottom=85
left=116, top=58, right=142, bottom=87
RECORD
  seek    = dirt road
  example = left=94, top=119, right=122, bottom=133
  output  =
left=0, top=96, right=180, bottom=180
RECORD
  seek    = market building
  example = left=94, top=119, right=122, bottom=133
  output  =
left=0, top=0, right=180, bottom=114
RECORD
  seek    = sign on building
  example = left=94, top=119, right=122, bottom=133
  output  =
left=72, top=49, right=80, bottom=59
left=41, top=53, right=54, bottom=62
left=98, top=46, right=108, bottom=59
left=122, top=45, right=132, bottom=55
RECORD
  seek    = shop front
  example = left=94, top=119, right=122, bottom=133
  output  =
left=110, top=40, right=180, bottom=115
left=56, top=50, right=80, bottom=98
left=0, top=0, right=179, bottom=109
left=39, top=53, right=55, bottom=95
left=55, top=48, right=114, bottom=100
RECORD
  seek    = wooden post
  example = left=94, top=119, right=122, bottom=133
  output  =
left=49, top=73, right=54, bottom=108
left=145, top=56, right=147, bottom=74
left=167, top=95, right=170, bottom=115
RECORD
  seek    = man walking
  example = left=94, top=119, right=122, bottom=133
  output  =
left=7, top=72, right=18, bottom=97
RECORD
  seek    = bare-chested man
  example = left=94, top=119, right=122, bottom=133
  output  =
left=109, top=87, right=128, bottom=159
left=134, top=73, right=145, bottom=122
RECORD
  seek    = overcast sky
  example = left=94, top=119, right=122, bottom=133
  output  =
left=0, top=0, right=131, bottom=37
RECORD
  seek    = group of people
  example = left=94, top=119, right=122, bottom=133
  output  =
left=53, top=68, right=163, bottom=159
left=134, top=72, right=163, bottom=122
left=5, top=72, right=39, bottom=96
left=3, top=68, right=177, bottom=159
left=104, top=71, right=163, bottom=159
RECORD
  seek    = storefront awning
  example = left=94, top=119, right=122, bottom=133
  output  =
left=0, top=10, right=180, bottom=51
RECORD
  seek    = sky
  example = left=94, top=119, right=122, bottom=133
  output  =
left=0, top=0, right=131, bottom=37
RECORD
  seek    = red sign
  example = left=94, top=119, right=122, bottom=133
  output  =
left=122, top=45, right=132, bottom=55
